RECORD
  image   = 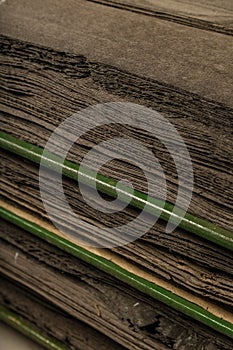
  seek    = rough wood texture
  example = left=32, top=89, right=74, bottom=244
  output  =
left=1, top=0, right=233, bottom=104
left=1, top=150, right=233, bottom=309
left=0, top=276, right=126, bottom=350
left=1, top=220, right=232, bottom=350
left=1, top=36, right=232, bottom=231
left=1, top=1, right=233, bottom=346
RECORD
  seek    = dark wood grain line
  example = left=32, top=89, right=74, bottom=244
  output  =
left=86, top=0, right=233, bottom=36
left=0, top=275, right=126, bottom=350
left=1, top=37, right=232, bottom=230
left=1, top=150, right=233, bottom=308
left=1, top=221, right=232, bottom=349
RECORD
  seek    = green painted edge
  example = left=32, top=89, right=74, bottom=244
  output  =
left=0, top=305, right=68, bottom=350
left=1, top=207, right=233, bottom=339
left=0, top=131, right=232, bottom=251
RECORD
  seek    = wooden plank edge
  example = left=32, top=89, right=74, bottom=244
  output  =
left=0, top=305, right=68, bottom=350
left=1, top=130, right=232, bottom=251
left=1, top=203, right=233, bottom=339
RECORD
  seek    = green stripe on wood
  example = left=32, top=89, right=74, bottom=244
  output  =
left=0, top=305, right=68, bottom=350
left=0, top=131, right=232, bottom=251
left=1, top=207, right=233, bottom=339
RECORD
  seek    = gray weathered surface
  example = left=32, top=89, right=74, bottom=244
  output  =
left=0, top=0, right=233, bottom=105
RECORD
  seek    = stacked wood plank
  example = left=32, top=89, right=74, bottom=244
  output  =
left=0, top=1, right=233, bottom=349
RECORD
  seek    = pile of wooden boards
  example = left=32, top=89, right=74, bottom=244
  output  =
left=0, top=1, right=233, bottom=349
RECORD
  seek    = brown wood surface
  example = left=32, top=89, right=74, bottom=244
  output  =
left=86, top=0, right=233, bottom=33
left=1, top=150, right=233, bottom=310
left=0, top=276, right=126, bottom=350
left=0, top=2, right=233, bottom=346
left=1, top=36, right=232, bottom=231
left=1, top=221, right=232, bottom=350
left=0, top=0, right=233, bottom=104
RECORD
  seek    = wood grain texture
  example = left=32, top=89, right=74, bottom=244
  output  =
left=0, top=276, right=126, bottom=350
left=1, top=150, right=233, bottom=309
left=1, top=1, right=233, bottom=342
left=0, top=0, right=233, bottom=104
left=1, top=36, right=232, bottom=231
left=1, top=221, right=232, bottom=350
